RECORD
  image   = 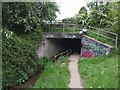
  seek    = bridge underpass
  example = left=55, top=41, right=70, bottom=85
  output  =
left=37, top=32, right=113, bottom=58
left=37, top=33, right=82, bottom=58
left=47, top=38, right=81, bottom=54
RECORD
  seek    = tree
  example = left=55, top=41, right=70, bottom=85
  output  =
left=71, top=0, right=118, bottom=34
left=75, top=6, right=88, bottom=26
left=86, top=1, right=118, bottom=29
left=40, top=2, right=60, bottom=23
left=2, top=2, right=60, bottom=33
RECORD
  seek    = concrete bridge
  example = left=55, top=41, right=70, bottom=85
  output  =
left=37, top=32, right=113, bottom=58
left=45, top=32, right=82, bottom=39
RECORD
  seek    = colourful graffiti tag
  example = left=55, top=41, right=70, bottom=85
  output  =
left=81, top=36, right=112, bottom=58
left=82, top=51, right=93, bottom=58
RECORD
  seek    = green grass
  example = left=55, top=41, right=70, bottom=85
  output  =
left=32, top=56, right=70, bottom=88
left=87, top=30, right=115, bottom=47
left=78, top=54, right=118, bottom=88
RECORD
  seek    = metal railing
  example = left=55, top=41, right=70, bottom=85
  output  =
left=50, top=21, right=118, bottom=48
left=88, top=26, right=118, bottom=48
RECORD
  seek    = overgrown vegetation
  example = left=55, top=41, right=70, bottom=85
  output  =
left=2, top=2, right=59, bottom=33
left=2, top=1, right=119, bottom=89
left=2, top=29, right=49, bottom=89
left=32, top=56, right=70, bottom=88
left=78, top=53, right=118, bottom=88
left=70, top=2, right=118, bottom=31
left=2, top=1, right=59, bottom=89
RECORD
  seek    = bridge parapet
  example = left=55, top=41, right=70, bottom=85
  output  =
left=45, top=32, right=82, bottom=39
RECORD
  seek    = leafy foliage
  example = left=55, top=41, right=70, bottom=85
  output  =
left=69, top=1, right=118, bottom=32
left=2, top=2, right=39, bottom=33
left=77, top=6, right=88, bottom=25
left=2, top=29, right=49, bottom=89
left=2, top=2, right=59, bottom=33
left=88, top=2, right=118, bottom=28
left=2, top=1, right=60, bottom=89
left=40, top=2, right=60, bottom=23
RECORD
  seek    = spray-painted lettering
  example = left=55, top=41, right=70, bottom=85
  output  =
left=81, top=36, right=113, bottom=58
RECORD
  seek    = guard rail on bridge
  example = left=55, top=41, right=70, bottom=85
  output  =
left=49, top=21, right=118, bottom=48
left=88, top=26, right=118, bottom=48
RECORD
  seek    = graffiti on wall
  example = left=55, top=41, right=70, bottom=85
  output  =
left=81, top=36, right=112, bottom=58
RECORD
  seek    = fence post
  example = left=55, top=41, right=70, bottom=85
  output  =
left=116, top=34, right=118, bottom=48
left=63, top=22, right=64, bottom=33
left=97, top=29, right=99, bottom=39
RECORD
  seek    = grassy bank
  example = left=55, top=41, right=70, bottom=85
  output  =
left=32, top=56, right=70, bottom=88
left=78, top=54, right=118, bottom=88
left=87, top=30, right=115, bottom=47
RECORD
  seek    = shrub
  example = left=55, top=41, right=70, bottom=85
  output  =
left=2, top=29, right=49, bottom=89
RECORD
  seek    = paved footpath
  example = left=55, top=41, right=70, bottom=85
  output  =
left=69, top=54, right=83, bottom=88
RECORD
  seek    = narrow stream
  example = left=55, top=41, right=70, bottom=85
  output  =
left=13, top=71, right=41, bottom=90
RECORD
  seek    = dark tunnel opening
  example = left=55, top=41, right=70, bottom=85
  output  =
left=47, top=38, right=82, bottom=54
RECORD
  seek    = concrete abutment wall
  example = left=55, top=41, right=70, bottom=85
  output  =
left=37, top=38, right=81, bottom=58
left=81, top=35, right=113, bottom=58
left=37, top=33, right=113, bottom=58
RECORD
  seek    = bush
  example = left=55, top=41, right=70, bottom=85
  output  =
left=2, top=29, right=49, bottom=89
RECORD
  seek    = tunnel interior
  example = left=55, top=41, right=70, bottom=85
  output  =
left=47, top=38, right=82, bottom=55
